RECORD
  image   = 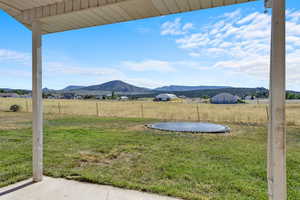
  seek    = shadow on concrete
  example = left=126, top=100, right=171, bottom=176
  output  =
left=0, top=181, right=34, bottom=196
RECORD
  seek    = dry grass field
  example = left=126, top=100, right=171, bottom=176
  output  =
left=1, top=98, right=300, bottom=199
left=0, top=111, right=300, bottom=200
left=1, top=98, right=300, bottom=126
left=0, top=98, right=298, bottom=125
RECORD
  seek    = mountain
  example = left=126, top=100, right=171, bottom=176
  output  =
left=76, top=80, right=151, bottom=93
left=155, top=85, right=231, bottom=92
left=131, top=87, right=269, bottom=99
left=63, top=85, right=85, bottom=91
left=172, top=87, right=269, bottom=98
left=49, top=81, right=269, bottom=97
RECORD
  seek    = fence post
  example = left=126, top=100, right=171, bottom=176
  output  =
left=96, top=103, right=100, bottom=117
left=196, top=105, right=200, bottom=122
left=58, top=102, right=61, bottom=114
left=141, top=104, right=144, bottom=118
left=26, top=100, right=29, bottom=112
left=266, top=105, right=269, bottom=121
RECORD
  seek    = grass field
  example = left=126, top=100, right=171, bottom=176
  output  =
left=1, top=98, right=300, bottom=126
left=0, top=110, right=300, bottom=200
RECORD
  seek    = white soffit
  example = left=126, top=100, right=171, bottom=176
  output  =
left=0, top=0, right=257, bottom=34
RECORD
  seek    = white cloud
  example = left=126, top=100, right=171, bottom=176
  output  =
left=45, top=61, right=124, bottom=77
left=287, top=21, right=300, bottom=35
left=0, top=49, right=30, bottom=65
left=161, top=9, right=300, bottom=87
left=236, top=12, right=259, bottom=24
left=122, top=60, right=176, bottom=72
left=287, top=36, right=300, bottom=46
left=0, top=68, right=31, bottom=77
left=161, top=18, right=193, bottom=36
left=122, top=59, right=210, bottom=72
left=288, top=10, right=300, bottom=22
left=224, top=9, right=241, bottom=19
left=182, top=23, right=193, bottom=31
left=122, top=78, right=168, bottom=89
left=44, top=60, right=186, bottom=88
left=176, top=33, right=210, bottom=49
left=174, top=60, right=211, bottom=70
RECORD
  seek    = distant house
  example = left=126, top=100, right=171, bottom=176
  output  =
left=94, top=95, right=102, bottom=100
left=74, top=95, right=83, bottom=100
left=245, top=95, right=256, bottom=100
left=0, top=93, right=20, bottom=98
left=211, top=93, right=239, bottom=104
left=53, top=94, right=63, bottom=99
left=62, top=93, right=75, bottom=99
left=155, top=93, right=178, bottom=101
left=120, top=96, right=129, bottom=101
left=47, top=96, right=56, bottom=99
left=103, top=94, right=112, bottom=99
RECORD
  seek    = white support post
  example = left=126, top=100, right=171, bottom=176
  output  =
left=268, top=0, right=286, bottom=199
left=32, top=20, right=43, bottom=182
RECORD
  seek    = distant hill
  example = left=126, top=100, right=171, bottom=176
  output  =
left=63, top=85, right=85, bottom=91
left=74, top=80, right=151, bottom=93
left=38, top=82, right=270, bottom=98
left=0, top=88, right=30, bottom=95
left=131, top=87, right=269, bottom=98
left=155, top=85, right=231, bottom=92
left=173, top=87, right=269, bottom=98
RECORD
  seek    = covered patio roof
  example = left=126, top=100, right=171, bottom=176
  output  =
left=1, top=0, right=255, bottom=34
left=1, top=0, right=287, bottom=200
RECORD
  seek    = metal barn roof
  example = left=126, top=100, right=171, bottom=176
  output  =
left=156, top=93, right=177, bottom=98
left=0, top=0, right=256, bottom=34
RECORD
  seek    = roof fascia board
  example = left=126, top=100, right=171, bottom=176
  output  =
left=0, top=1, right=22, bottom=16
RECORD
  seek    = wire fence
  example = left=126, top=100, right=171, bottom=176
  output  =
left=0, top=98, right=300, bottom=125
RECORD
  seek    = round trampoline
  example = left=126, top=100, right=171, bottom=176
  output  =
left=147, top=122, right=230, bottom=133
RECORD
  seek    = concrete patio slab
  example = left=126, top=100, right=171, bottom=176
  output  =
left=0, top=177, right=181, bottom=200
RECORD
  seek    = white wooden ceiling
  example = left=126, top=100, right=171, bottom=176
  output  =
left=0, top=0, right=257, bottom=34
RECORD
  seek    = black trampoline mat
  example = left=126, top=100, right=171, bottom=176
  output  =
left=148, top=122, right=230, bottom=133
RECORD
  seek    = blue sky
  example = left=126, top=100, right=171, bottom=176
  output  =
left=0, top=0, right=300, bottom=90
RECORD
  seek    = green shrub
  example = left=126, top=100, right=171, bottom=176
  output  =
left=10, top=104, right=21, bottom=112
left=237, top=99, right=246, bottom=104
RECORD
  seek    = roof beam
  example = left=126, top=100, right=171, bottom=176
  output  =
left=1, top=0, right=257, bottom=34
left=20, top=0, right=128, bottom=25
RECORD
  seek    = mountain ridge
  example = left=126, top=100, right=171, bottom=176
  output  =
left=65, top=80, right=151, bottom=93
left=154, top=85, right=232, bottom=92
left=58, top=81, right=270, bottom=97
left=61, top=81, right=235, bottom=93
left=63, top=85, right=86, bottom=91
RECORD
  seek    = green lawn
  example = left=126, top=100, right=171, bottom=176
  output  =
left=0, top=113, right=299, bottom=200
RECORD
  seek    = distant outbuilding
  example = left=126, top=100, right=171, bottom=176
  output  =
left=155, top=93, right=178, bottom=101
left=245, top=95, right=256, bottom=100
left=63, top=93, right=75, bottom=99
left=0, top=93, right=20, bottom=98
left=120, top=96, right=129, bottom=101
left=211, top=93, right=239, bottom=104
left=74, top=95, right=83, bottom=100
